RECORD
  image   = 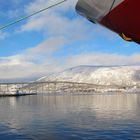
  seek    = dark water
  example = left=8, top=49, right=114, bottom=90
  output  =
left=0, top=94, right=140, bottom=140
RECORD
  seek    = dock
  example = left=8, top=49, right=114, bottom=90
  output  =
left=0, top=82, right=37, bottom=97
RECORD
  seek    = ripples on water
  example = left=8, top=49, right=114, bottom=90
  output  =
left=0, top=93, right=140, bottom=140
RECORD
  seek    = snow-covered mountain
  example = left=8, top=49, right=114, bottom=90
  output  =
left=37, top=65, right=140, bottom=87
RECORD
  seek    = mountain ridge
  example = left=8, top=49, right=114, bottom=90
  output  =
left=37, top=65, right=140, bottom=87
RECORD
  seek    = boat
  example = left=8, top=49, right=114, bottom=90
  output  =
left=76, top=0, right=140, bottom=44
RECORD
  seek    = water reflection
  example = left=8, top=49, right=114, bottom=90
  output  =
left=0, top=94, right=140, bottom=140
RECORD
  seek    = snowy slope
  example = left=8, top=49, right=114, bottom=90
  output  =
left=37, top=65, right=140, bottom=87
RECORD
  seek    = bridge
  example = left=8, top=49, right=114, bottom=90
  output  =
left=0, top=81, right=97, bottom=96
left=0, top=81, right=135, bottom=96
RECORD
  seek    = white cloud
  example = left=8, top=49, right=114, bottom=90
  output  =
left=0, top=54, right=60, bottom=80
left=64, top=53, right=140, bottom=68
left=0, top=50, right=140, bottom=81
left=19, top=0, right=120, bottom=49
left=21, top=14, right=93, bottom=42
left=26, top=36, right=67, bottom=56
left=0, top=0, right=139, bottom=81
left=25, top=0, right=77, bottom=14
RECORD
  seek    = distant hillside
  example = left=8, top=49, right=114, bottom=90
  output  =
left=37, top=65, right=140, bottom=87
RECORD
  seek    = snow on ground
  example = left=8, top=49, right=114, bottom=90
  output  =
left=38, top=65, right=140, bottom=87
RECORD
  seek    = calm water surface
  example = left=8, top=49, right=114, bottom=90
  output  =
left=0, top=94, right=140, bottom=140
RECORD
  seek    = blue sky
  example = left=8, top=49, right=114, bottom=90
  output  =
left=0, top=0, right=140, bottom=81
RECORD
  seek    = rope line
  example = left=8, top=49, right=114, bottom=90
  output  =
left=105, top=0, right=116, bottom=27
left=109, top=0, right=116, bottom=13
left=0, top=0, right=67, bottom=30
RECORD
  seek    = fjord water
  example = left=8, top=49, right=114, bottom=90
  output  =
left=0, top=94, right=140, bottom=140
